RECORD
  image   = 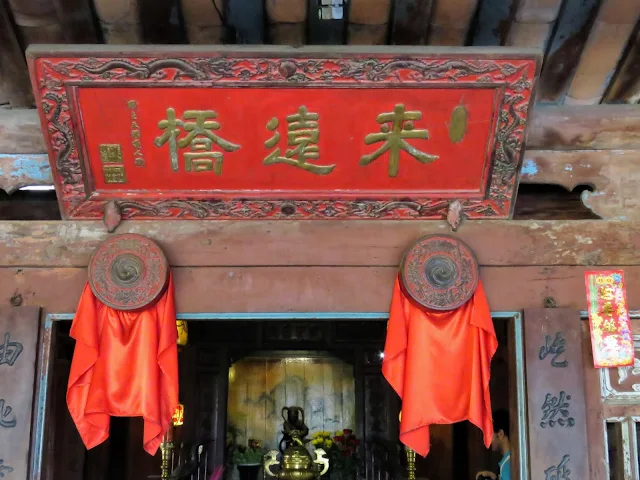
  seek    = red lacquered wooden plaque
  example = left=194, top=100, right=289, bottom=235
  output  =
left=27, top=46, right=540, bottom=220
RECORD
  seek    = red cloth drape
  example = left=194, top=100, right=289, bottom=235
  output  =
left=67, top=274, right=179, bottom=455
left=382, top=277, right=497, bottom=457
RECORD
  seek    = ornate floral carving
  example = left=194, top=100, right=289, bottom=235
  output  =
left=31, top=51, right=537, bottom=220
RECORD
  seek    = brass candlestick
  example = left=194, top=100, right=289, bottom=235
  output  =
left=399, top=411, right=416, bottom=480
left=405, top=446, right=416, bottom=480
left=160, top=426, right=175, bottom=480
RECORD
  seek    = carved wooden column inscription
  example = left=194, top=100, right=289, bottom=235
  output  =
left=0, top=306, right=41, bottom=478
left=523, top=309, right=588, bottom=480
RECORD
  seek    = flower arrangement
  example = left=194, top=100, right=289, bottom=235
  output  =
left=231, top=438, right=265, bottom=465
left=311, top=429, right=361, bottom=479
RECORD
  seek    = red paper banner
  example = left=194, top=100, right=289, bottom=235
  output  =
left=585, top=270, right=634, bottom=368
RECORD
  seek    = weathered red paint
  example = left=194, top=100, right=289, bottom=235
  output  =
left=27, top=46, right=539, bottom=220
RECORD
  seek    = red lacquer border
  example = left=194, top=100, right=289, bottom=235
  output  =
left=27, top=46, right=540, bottom=220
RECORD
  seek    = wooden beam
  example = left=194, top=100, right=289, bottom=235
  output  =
left=4, top=265, right=640, bottom=313
left=4, top=105, right=640, bottom=155
left=0, top=154, right=52, bottom=193
left=525, top=104, right=640, bottom=150
left=0, top=220, right=638, bottom=268
left=520, top=149, right=640, bottom=220
left=506, top=0, right=563, bottom=49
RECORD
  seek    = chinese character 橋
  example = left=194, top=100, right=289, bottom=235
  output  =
left=155, top=108, right=241, bottom=174
left=540, top=391, right=575, bottom=428
left=360, top=103, right=438, bottom=177
left=544, top=455, right=571, bottom=480
left=538, top=332, right=568, bottom=368
left=0, top=399, right=16, bottom=428
left=263, top=106, right=336, bottom=175
left=0, top=333, right=22, bottom=367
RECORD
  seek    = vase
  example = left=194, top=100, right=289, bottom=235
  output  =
left=237, top=463, right=261, bottom=480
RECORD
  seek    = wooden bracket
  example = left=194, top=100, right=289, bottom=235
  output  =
left=103, top=200, right=122, bottom=233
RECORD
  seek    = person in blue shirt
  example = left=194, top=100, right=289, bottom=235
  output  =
left=476, top=409, right=511, bottom=480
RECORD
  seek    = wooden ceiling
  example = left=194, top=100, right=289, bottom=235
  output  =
left=1, top=0, right=640, bottom=108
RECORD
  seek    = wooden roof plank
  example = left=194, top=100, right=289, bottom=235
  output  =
left=565, top=0, right=640, bottom=104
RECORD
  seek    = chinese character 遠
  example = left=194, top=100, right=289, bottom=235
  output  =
left=263, top=106, right=336, bottom=175
left=360, top=103, right=438, bottom=177
left=155, top=108, right=241, bottom=175
left=0, top=332, right=22, bottom=367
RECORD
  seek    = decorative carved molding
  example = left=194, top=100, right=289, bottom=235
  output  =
left=601, top=335, right=640, bottom=403
left=27, top=47, right=537, bottom=220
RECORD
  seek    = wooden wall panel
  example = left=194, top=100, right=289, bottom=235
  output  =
left=3, top=265, right=640, bottom=314
left=524, top=308, right=589, bottom=480
left=0, top=220, right=638, bottom=268
left=0, top=306, right=41, bottom=480
left=565, top=0, right=640, bottom=104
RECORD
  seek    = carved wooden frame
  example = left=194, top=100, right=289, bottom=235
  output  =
left=600, top=334, right=640, bottom=403
left=27, top=46, right=540, bottom=220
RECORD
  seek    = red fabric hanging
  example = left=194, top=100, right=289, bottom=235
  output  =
left=382, top=276, right=497, bottom=457
left=67, top=274, right=179, bottom=455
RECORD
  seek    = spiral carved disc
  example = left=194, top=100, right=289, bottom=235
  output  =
left=88, top=234, right=169, bottom=311
left=400, top=235, right=479, bottom=311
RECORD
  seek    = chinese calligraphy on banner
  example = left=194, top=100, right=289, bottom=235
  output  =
left=585, top=270, right=634, bottom=368
left=28, top=50, right=538, bottom=219
left=77, top=87, right=496, bottom=195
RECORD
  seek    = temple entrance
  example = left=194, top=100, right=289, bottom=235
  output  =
left=45, top=316, right=523, bottom=480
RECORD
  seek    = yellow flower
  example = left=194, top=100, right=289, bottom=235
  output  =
left=326, top=439, right=333, bottom=447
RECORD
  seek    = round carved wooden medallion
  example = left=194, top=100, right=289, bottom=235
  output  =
left=400, top=235, right=479, bottom=311
left=88, top=234, right=169, bottom=311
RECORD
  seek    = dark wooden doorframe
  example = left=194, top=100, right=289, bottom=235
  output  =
left=31, top=311, right=529, bottom=480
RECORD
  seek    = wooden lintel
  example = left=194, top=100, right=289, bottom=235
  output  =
left=0, top=220, right=638, bottom=268
left=3, top=265, right=640, bottom=313
left=2, top=104, right=640, bottom=155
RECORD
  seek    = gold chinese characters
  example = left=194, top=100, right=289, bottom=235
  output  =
left=147, top=103, right=447, bottom=177
left=155, top=108, right=241, bottom=175
left=360, top=104, right=438, bottom=178
left=263, top=106, right=336, bottom=175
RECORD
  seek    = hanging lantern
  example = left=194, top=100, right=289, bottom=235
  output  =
left=176, top=320, right=188, bottom=346
left=172, top=404, right=184, bottom=426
